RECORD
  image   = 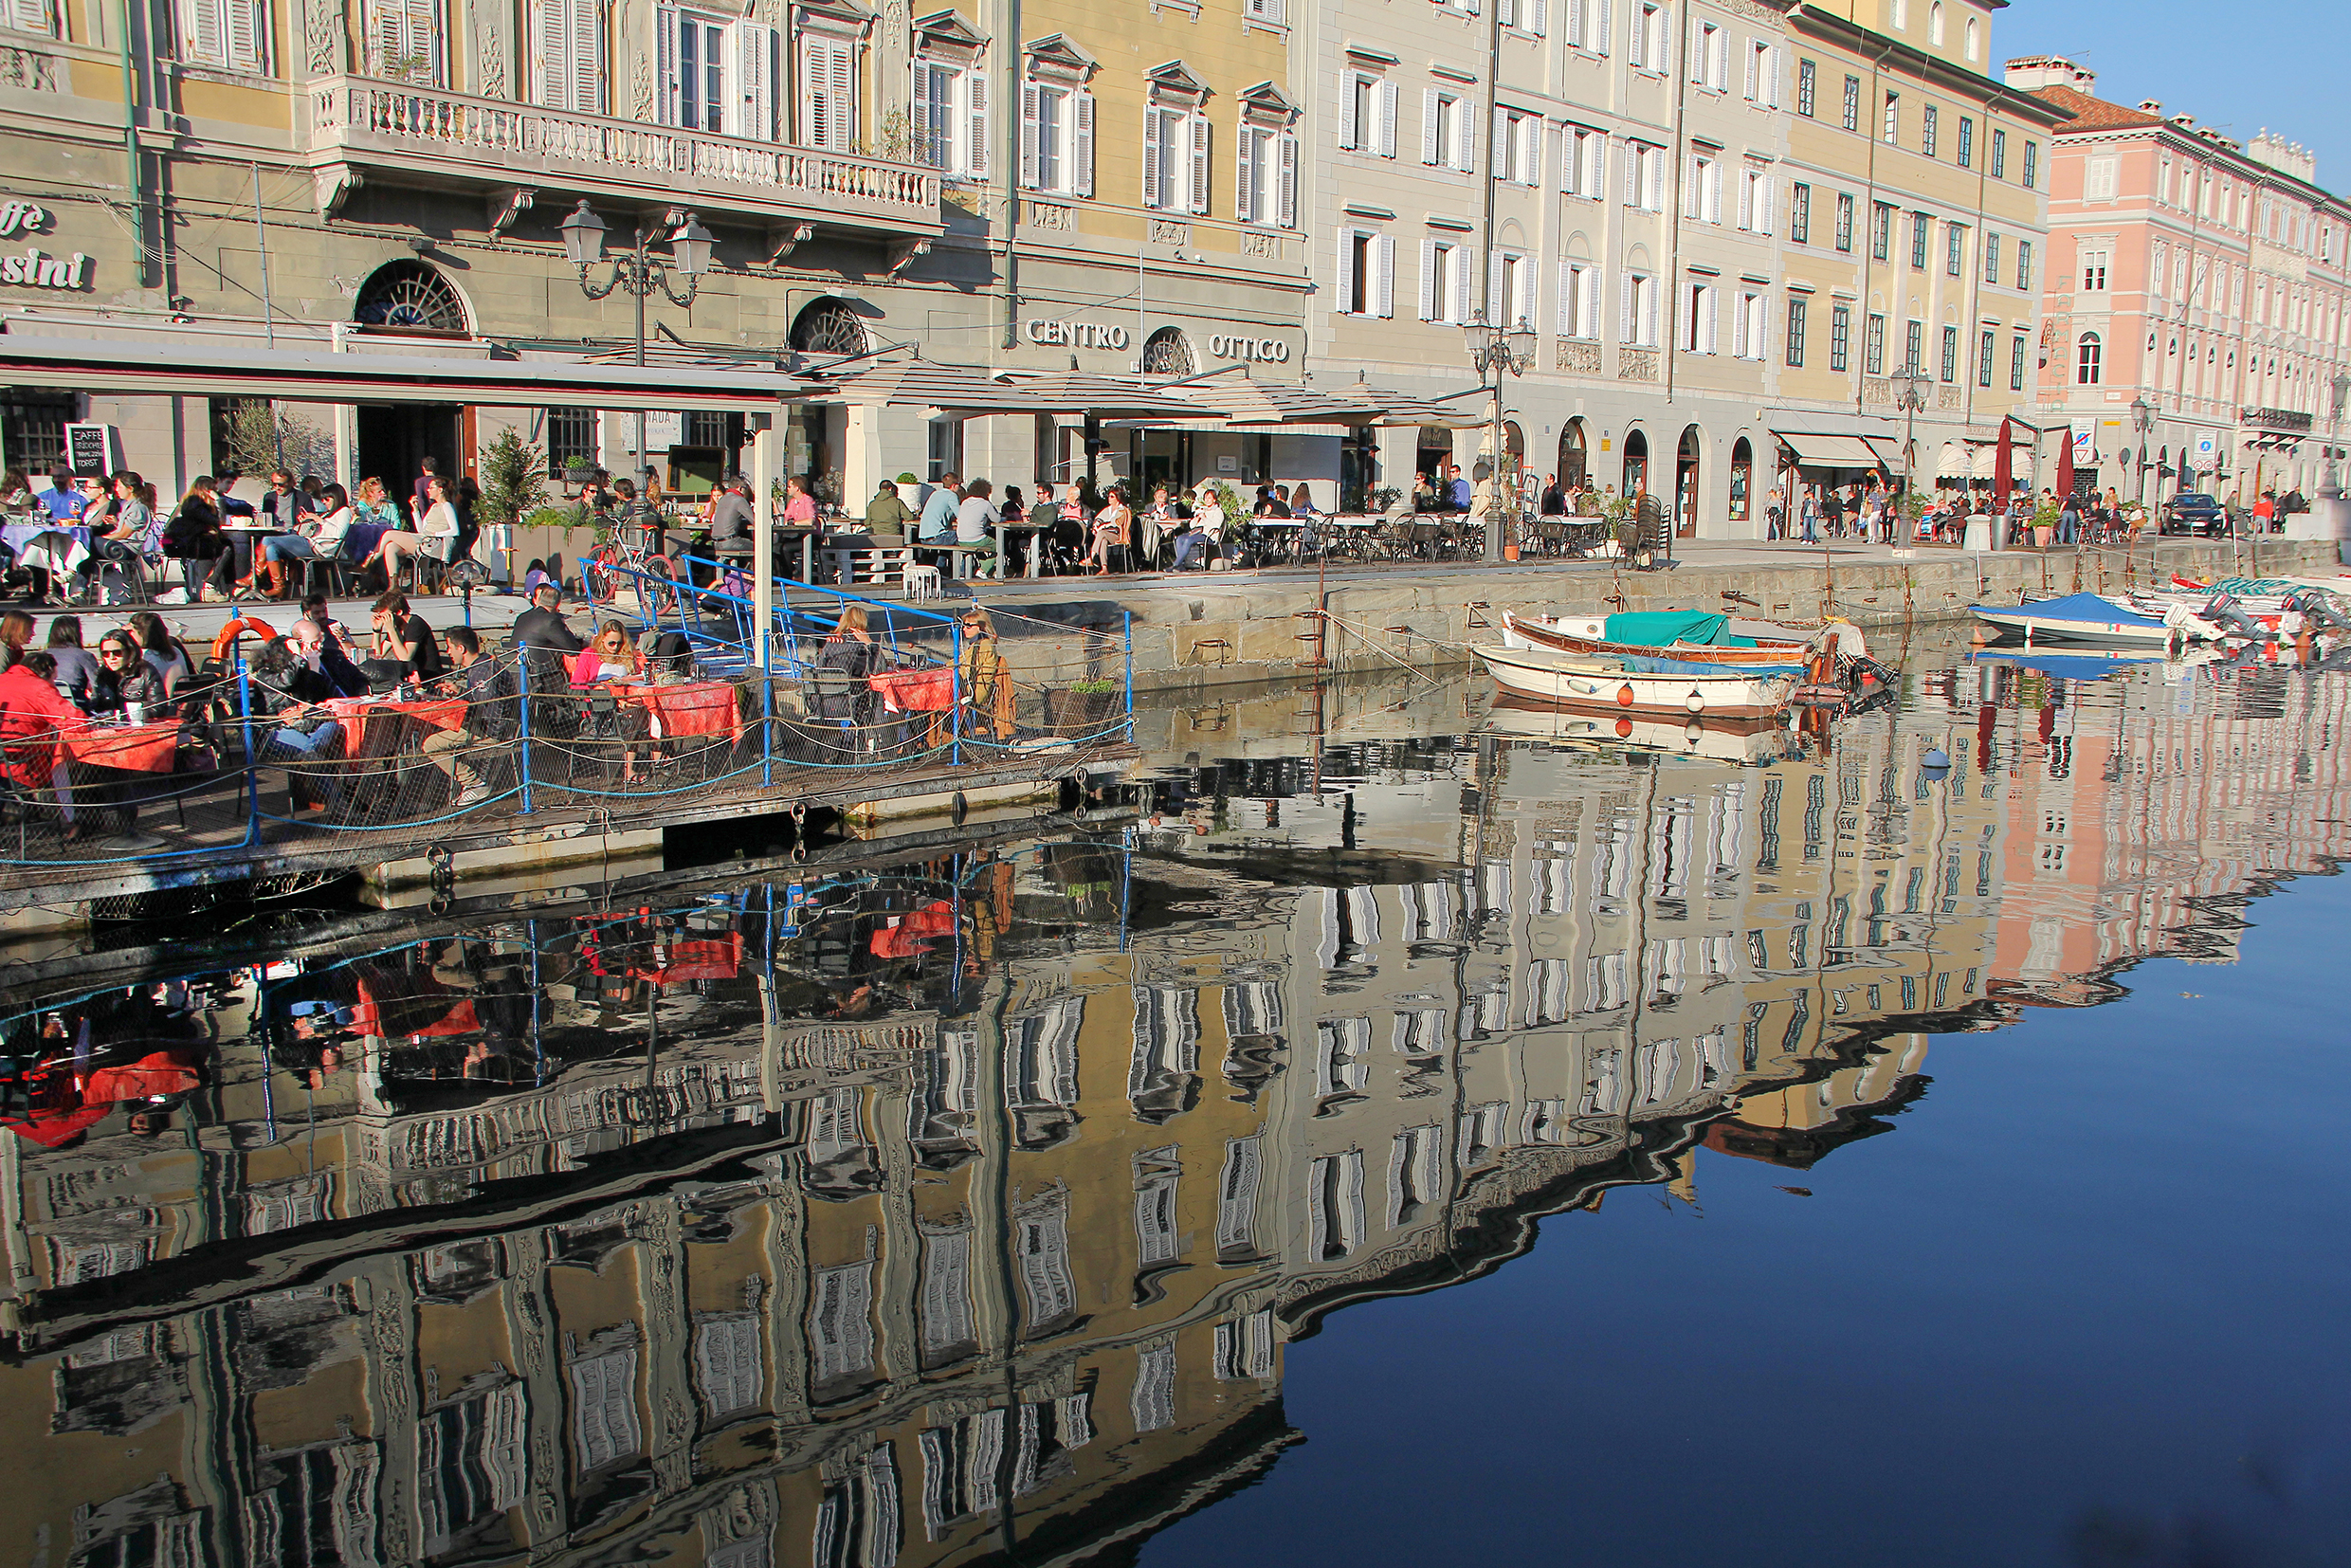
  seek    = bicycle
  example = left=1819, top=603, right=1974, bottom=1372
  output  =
left=583, top=514, right=679, bottom=621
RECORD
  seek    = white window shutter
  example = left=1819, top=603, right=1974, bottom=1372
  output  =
left=910, top=63, right=933, bottom=155
left=1235, top=126, right=1255, bottom=223
left=1019, top=82, right=1040, bottom=188
left=7, top=0, right=55, bottom=37
left=966, top=70, right=989, bottom=178
left=1706, top=165, right=1721, bottom=224
left=1187, top=114, right=1209, bottom=214
left=1737, top=172, right=1751, bottom=230
left=1622, top=141, right=1636, bottom=206
left=1340, top=78, right=1358, bottom=150
left=1731, top=294, right=1744, bottom=357
left=1278, top=133, right=1298, bottom=228
left=1142, top=109, right=1164, bottom=209
left=1756, top=173, right=1772, bottom=231
left=1683, top=155, right=1698, bottom=219
left=1590, top=134, right=1604, bottom=199
left=1491, top=107, right=1507, bottom=178
left=178, top=0, right=222, bottom=65
left=1754, top=297, right=1768, bottom=360
left=1452, top=246, right=1473, bottom=322
left=1556, top=124, right=1572, bottom=192
left=829, top=43, right=856, bottom=150
left=1743, top=42, right=1757, bottom=98
left=1595, top=0, right=1610, bottom=52
left=657, top=6, right=679, bottom=123
left=1457, top=100, right=1474, bottom=173
left=1420, top=238, right=1438, bottom=321
left=723, top=22, right=775, bottom=140
left=1487, top=250, right=1504, bottom=325
left=1558, top=260, right=1573, bottom=336
left=1766, top=46, right=1781, bottom=107
left=1377, top=82, right=1398, bottom=156
left=1336, top=229, right=1356, bottom=314
left=1619, top=271, right=1634, bottom=341
left=223, top=0, right=265, bottom=70
left=1531, top=0, right=1547, bottom=34
left=1704, top=291, right=1718, bottom=354
left=1075, top=90, right=1095, bottom=195
left=1376, top=234, right=1395, bottom=317
left=1422, top=90, right=1440, bottom=166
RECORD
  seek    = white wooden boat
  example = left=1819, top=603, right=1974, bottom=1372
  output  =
left=1474, top=643, right=1801, bottom=718
left=1502, top=610, right=1868, bottom=663
left=1485, top=693, right=1803, bottom=763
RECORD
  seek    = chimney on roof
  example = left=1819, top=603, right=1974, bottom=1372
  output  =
left=2138, top=100, right=2162, bottom=115
left=2002, top=55, right=2095, bottom=94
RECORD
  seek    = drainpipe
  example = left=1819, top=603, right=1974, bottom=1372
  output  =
left=1661, top=0, right=1690, bottom=407
left=1001, top=0, right=1021, bottom=351
left=1859, top=36, right=1895, bottom=416
left=119, top=0, right=144, bottom=287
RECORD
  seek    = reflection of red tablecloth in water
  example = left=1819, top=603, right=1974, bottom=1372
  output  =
left=323, top=696, right=468, bottom=761
left=353, top=975, right=481, bottom=1039
left=869, top=900, right=956, bottom=958
left=3, top=1046, right=206, bottom=1145
left=61, top=720, right=181, bottom=773
left=870, top=667, right=954, bottom=713
left=613, top=681, right=741, bottom=740
left=628, top=933, right=743, bottom=984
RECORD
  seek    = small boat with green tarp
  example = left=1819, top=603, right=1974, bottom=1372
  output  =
left=1500, top=609, right=1867, bottom=665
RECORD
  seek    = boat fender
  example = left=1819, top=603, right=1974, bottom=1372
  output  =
left=1616, top=684, right=1636, bottom=707
left=1615, top=716, right=1633, bottom=738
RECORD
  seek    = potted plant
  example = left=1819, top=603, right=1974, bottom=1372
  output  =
left=2032, top=494, right=2061, bottom=550
left=1046, top=676, right=1123, bottom=735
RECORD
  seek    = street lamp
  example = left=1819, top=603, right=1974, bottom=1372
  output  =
left=1464, top=314, right=1539, bottom=557
left=563, top=200, right=715, bottom=488
left=1893, top=366, right=1931, bottom=516
left=2128, top=395, right=2154, bottom=505
left=2326, top=373, right=2351, bottom=496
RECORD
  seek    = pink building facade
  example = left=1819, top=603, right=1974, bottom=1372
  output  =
left=2007, top=56, right=2351, bottom=508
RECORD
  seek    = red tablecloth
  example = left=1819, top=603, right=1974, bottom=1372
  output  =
left=870, top=667, right=955, bottom=713
left=323, top=696, right=468, bottom=760
left=353, top=975, right=481, bottom=1040
left=613, top=681, right=741, bottom=740
left=61, top=720, right=182, bottom=774
left=628, top=933, right=743, bottom=984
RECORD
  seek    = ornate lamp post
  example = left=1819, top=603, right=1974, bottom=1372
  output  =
left=2327, top=373, right=2351, bottom=497
left=561, top=200, right=715, bottom=489
left=1893, top=366, right=1932, bottom=515
left=1464, top=315, right=1538, bottom=557
left=2129, top=394, right=2154, bottom=506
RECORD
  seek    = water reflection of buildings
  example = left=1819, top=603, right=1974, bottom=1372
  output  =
left=6, top=664, right=2351, bottom=1566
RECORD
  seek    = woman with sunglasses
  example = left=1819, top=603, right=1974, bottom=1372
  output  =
left=568, top=620, right=649, bottom=781
left=89, top=630, right=167, bottom=719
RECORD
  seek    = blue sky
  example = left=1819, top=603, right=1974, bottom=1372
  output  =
left=2002, top=0, right=2347, bottom=184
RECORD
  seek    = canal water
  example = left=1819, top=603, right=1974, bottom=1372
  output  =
left=5, top=633, right=2349, bottom=1568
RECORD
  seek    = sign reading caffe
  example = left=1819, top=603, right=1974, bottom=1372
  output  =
left=0, top=198, right=89, bottom=291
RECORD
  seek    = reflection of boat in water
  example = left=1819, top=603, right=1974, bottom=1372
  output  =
left=1485, top=692, right=1804, bottom=762
left=1968, top=646, right=2219, bottom=683
left=1474, top=642, right=1802, bottom=719
left=1969, top=592, right=2176, bottom=646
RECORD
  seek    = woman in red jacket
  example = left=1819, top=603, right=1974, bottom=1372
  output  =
left=0, top=649, right=87, bottom=840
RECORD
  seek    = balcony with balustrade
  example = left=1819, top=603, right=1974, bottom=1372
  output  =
left=304, top=75, right=944, bottom=242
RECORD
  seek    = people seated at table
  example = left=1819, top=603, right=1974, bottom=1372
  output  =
left=33, top=469, right=82, bottom=522
left=161, top=476, right=234, bottom=603
left=89, top=628, right=166, bottom=719
left=1174, top=484, right=1224, bottom=570
left=1089, top=485, right=1132, bottom=575
left=0, top=609, right=30, bottom=667
left=957, top=606, right=1013, bottom=741
left=0, top=647, right=87, bottom=839
left=288, top=613, right=369, bottom=698
left=1252, top=484, right=1291, bottom=520
left=44, top=617, right=100, bottom=709
left=1139, top=485, right=1187, bottom=571
left=124, top=611, right=192, bottom=702
left=570, top=619, right=643, bottom=688
left=352, top=476, right=401, bottom=532
left=257, top=483, right=355, bottom=595
left=363, top=591, right=446, bottom=686
left=513, top=579, right=587, bottom=654
left=76, top=470, right=157, bottom=606
left=424, top=625, right=513, bottom=810
left=368, top=474, right=463, bottom=586
left=704, top=474, right=756, bottom=568
left=244, top=634, right=346, bottom=815
left=956, top=478, right=1002, bottom=578
left=817, top=604, right=888, bottom=724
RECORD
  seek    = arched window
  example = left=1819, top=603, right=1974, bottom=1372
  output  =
left=1139, top=326, right=1194, bottom=375
left=1928, top=2, right=1944, bottom=44
left=790, top=298, right=870, bottom=356
left=354, top=261, right=467, bottom=335
left=1964, top=16, right=1978, bottom=59
left=2075, top=332, right=2102, bottom=386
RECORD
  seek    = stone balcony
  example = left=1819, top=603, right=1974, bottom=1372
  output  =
left=304, top=76, right=944, bottom=243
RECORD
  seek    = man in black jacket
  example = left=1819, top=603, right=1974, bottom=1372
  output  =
left=511, top=580, right=586, bottom=652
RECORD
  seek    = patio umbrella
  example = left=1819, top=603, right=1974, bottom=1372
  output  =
left=1128, top=371, right=1389, bottom=428
left=826, top=354, right=1057, bottom=416
left=1992, top=417, right=2014, bottom=507
left=2054, top=426, right=2076, bottom=503
left=986, top=370, right=1225, bottom=422
left=1341, top=374, right=1491, bottom=428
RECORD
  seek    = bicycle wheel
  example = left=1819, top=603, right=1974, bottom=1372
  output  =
left=584, top=549, right=618, bottom=605
left=637, top=554, right=679, bottom=620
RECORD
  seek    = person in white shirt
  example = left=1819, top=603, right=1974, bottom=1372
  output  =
left=955, top=477, right=1001, bottom=577
left=1175, top=484, right=1225, bottom=570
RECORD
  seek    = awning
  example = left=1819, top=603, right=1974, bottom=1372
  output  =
left=823, top=354, right=1052, bottom=415
left=1139, top=371, right=1390, bottom=428
left=0, top=334, right=827, bottom=412
left=1776, top=432, right=1887, bottom=468
left=986, top=370, right=1225, bottom=422
left=1342, top=376, right=1492, bottom=428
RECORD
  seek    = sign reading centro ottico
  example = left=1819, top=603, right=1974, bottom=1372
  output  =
left=1023, top=319, right=1294, bottom=364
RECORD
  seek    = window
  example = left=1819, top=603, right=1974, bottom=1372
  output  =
left=2079, top=246, right=2106, bottom=291
left=1882, top=91, right=1899, bottom=145
left=1622, top=270, right=1658, bottom=346
left=1928, top=0, right=1943, bottom=43
left=1420, top=238, right=1471, bottom=323
left=1940, top=323, right=1958, bottom=381
left=1494, top=0, right=1547, bottom=32
left=1784, top=295, right=1807, bottom=366
left=1956, top=115, right=1973, bottom=168
left=1841, top=73, right=1860, bottom=133
left=5, top=0, right=59, bottom=36
left=1686, top=151, right=1722, bottom=223
left=1236, top=122, right=1299, bottom=227
left=794, top=29, right=856, bottom=148
left=1493, top=249, right=1535, bottom=328
left=1738, top=166, right=1772, bottom=232
left=1559, top=123, right=1605, bottom=197
left=1869, top=201, right=1891, bottom=261
left=2016, top=239, right=2032, bottom=290
left=1624, top=139, right=1665, bottom=210
left=1744, top=40, right=1777, bottom=105
left=532, top=0, right=603, bottom=111
left=1891, top=0, right=1906, bottom=25
left=1341, top=72, right=1399, bottom=156
left=546, top=408, right=596, bottom=475
left=914, top=56, right=990, bottom=178
left=1337, top=228, right=1395, bottom=317
left=1731, top=287, right=1766, bottom=360
left=1908, top=210, right=1930, bottom=268
left=1630, top=1, right=1664, bottom=70
left=1990, top=127, right=2006, bottom=178
left=1141, top=106, right=1198, bottom=212
left=1830, top=303, right=1850, bottom=372
left=2011, top=333, right=2027, bottom=390
left=1423, top=90, right=1473, bottom=173
left=2075, top=331, right=2102, bottom=385
left=1835, top=191, right=1854, bottom=252
left=1245, top=0, right=1284, bottom=20
left=1964, top=13, right=1978, bottom=58
left=1977, top=326, right=1995, bottom=387
left=179, top=0, right=268, bottom=70
left=1789, top=182, right=1810, bottom=244
left=1983, top=230, right=2000, bottom=284
left=1495, top=108, right=1541, bottom=185
left=1922, top=103, right=1938, bottom=158
left=1558, top=260, right=1600, bottom=338
left=1693, top=21, right=1722, bottom=87
left=1946, top=222, right=1964, bottom=277
left=2021, top=139, right=2038, bottom=188
left=1021, top=81, right=1095, bottom=195
left=1683, top=279, right=1720, bottom=354
left=365, top=0, right=444, bottom=82
left=1904, top=319, right=1923, bottom=373
left=2084, top=154, right=2116, bottom=200
left=1796, top=58, right=1815, bottom=117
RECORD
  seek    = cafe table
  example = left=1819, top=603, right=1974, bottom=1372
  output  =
left=322, top=694, right=468, bottom=762
left=611, top=680, right=742, bottom=742
left=61, top=718, right=182, bottom=773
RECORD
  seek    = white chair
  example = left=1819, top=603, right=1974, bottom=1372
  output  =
left=902, top=563, right=942, bottom=602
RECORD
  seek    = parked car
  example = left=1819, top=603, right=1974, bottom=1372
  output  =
left=2159, top=492, right=2227, bottom=536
